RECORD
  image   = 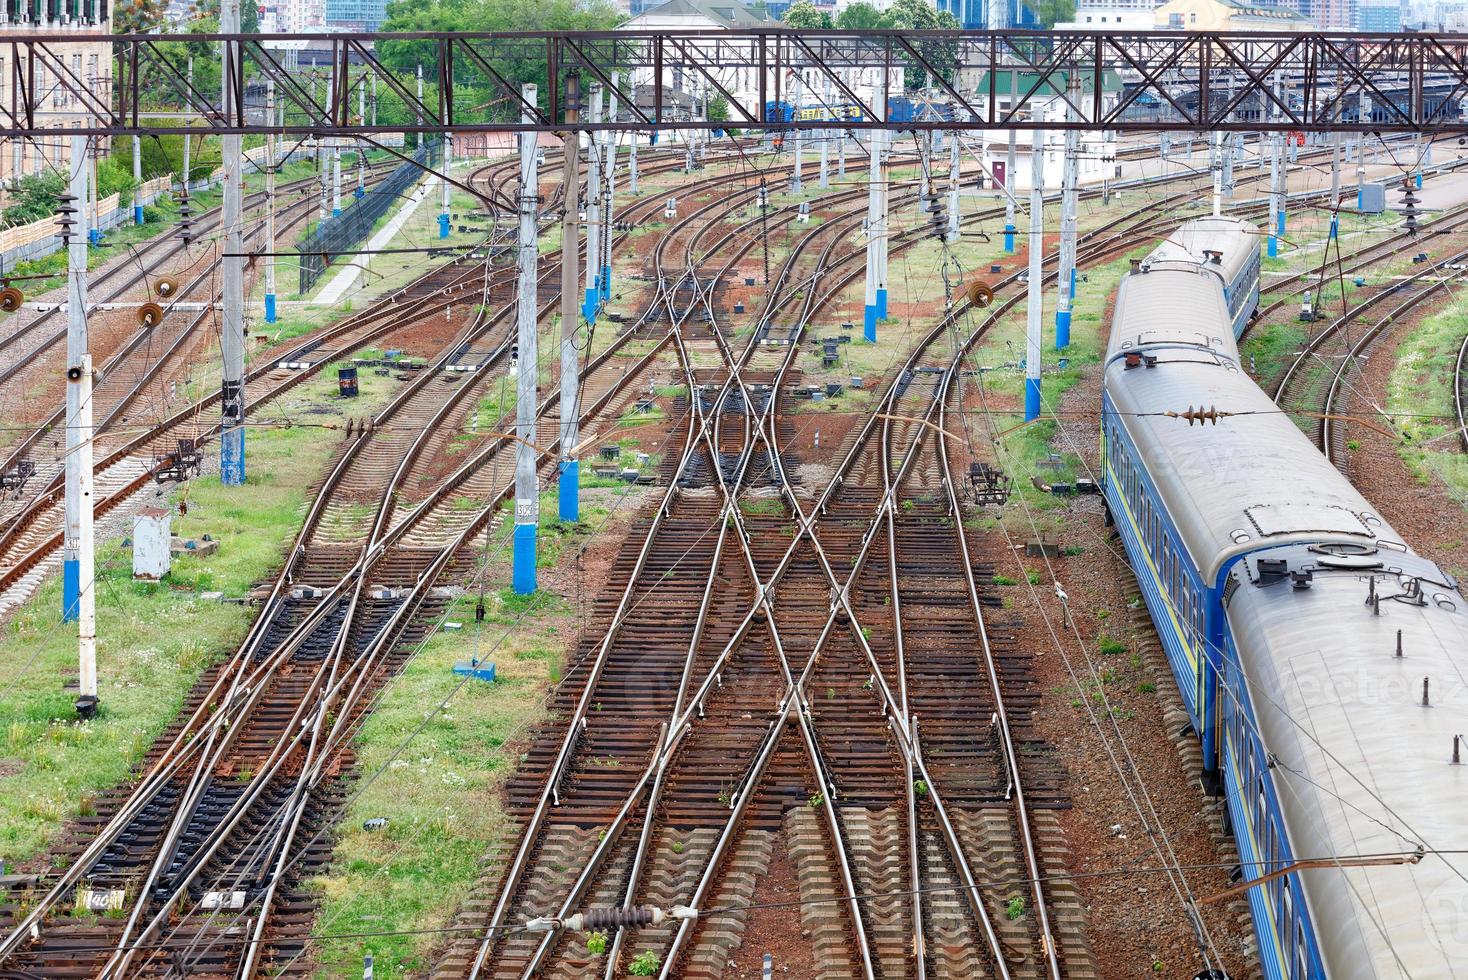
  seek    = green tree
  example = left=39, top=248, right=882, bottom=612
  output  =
left=783, top=1, right=833, bottom=28
left=112, top=0, right=167, bottom=33
left=834, top=1, right=884, bottom=28
left=377, top=0, right=622, bottom=120
left=1021, top=0, right=1076, bottom=26
left=2, top=172, right=65, bottom=228
left=882, top=0, right=960, bottom=91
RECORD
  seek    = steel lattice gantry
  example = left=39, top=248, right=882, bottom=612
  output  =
left=5, top=29, right=1468, bottom=135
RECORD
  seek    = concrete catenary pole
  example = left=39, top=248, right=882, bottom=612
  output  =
left=946, top=128, right=960, bottom=242
left=264, top=79, right=277, bottom=324
left=792, top=78, right=805, bottom=195
left=513, top=84, right=541, bottom=594
left=220, top=0, right=246, bottom=485
left=560, top=73, right=583, bottom=524
left=62, top=136, right=97, bottom=719
left=357, top=75, right=367, bottom=199
left=1025, top=134, right=1044, bottom=423
left=583, top=84, right=603, bottom=324
left=1055, top=77, right=1079, bottom=350
left=629, top=125, right=639, bottom=196
left=440, top=69, right=454, bottom=238
left=863, top=87, right=888, bottom=343
left=819, top=76, right=831, bottom=189
left=1212, top=131, right=1224, bottom=218
left=601, top=73, right=619, bottom=304
left=132, top=135, right=143, bottom=224
left=1004, top=128, right=1017, bottom=252
left=332, top=143, right=342, bottom=217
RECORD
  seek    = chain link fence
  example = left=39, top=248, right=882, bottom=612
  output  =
left=297, top=140, right=442, bottom=295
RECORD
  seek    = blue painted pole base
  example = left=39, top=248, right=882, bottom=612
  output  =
left=559, top=460, right=580, bottom=523
left=1003, top=223, right=1016, bottom=253
left=63, top=558, right=80, bottom=623
left=1357, top=190, right=1364, bottom=211
left=513, top=523, right=537, bottom=594
left=355, top=187, right=366, bottom=199
left=265, top=293, right=277, bottom=324
left=333, top=207, right=342, bottom=218
left=583, top=286, right=599, bottom=325
left=88, top=229, right=101, bottom=246
left=1056, top=309, right=1071, bottom=350
left=863, top=305, right=878, bottom=343
left=1416, top=172, right=1423, bottom=189
left=1024, top=377, right=1041, bottom=422
left=438, top=213, right=450, bottom=238
left=875, top=287, right=888, bottom=320
left=220, top=427, right=246, bottom=486
left=1276, top=212, right=1286, bottom=236
left=1328, top=215, right=1339, bottom=241
left=134, top=205, right=144, bottom=225
left=1267, top=235, right=1279, bottom=258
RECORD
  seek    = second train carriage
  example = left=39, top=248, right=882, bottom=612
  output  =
left=1101, top=221, right=1468, bottom=978
left=1141, top=216, right=1261, bottom=337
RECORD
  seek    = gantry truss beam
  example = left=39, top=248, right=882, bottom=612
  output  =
left=6, top=30, right=1468, bottom=136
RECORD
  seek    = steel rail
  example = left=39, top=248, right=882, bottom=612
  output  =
left=1317, top=255, right=1468, bottom=465
left=533, top=163, right=1229, bottom=976
left=1456, top=330, right=1468, bottom=454
left=96, top=159, right=719, bottom=974
left=0, top=146, right=731, bottom=966
left=111, top=146, right=794, bottom=976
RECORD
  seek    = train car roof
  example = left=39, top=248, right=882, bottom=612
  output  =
left=1144, top=215, right=1259, bottom=284
left=1104, top=269, right=1407, bottom=583
left=1226, top=561, right=1468, bottom=977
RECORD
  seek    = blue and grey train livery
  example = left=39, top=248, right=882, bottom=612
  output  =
left=1140, top=216, right=1262, bottom=337
left=1101, top=220, right=1468, bottom=978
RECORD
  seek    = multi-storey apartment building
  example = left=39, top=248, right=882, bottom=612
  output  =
left=0, top=0, right=113, bottom=188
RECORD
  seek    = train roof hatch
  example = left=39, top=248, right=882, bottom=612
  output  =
left=1244, top=502, right=1373, bottom=538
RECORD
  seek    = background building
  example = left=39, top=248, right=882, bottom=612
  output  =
left=0, top=0, right=113, bottom=188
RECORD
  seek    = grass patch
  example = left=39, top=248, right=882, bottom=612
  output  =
left=0, top=403, right=348, bottom=861
left=308, top=484, right=638, bottom=977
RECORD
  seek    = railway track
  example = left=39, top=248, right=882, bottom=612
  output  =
left=0, top=135, right=1319, bottom=977
left=0, top=147, right=856, bottom=977
left=1456, top=330, right=1468, bottom=454
left=0, top=162, right=397, bottom=388
left=439, top=135, right=1253, bottom=979
left=1273, top=242, right=1468, bottom=466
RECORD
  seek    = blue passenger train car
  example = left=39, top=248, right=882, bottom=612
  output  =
left=1100, top=219, right=1468, bottom=978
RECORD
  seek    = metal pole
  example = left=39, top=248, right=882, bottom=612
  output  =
left=792, top=87, right=804, bottom=194
left=629, top=129, right=638, bottom=195
left=946, top=129, right=960, bottom=242
left=513, top=84, right=541, bottom=595
left=1268, top=132, right=1281, bottom=258
left=132, top=135, right=143, bottom=223
left=1025, top=135, right=1044, bottom=423
left=918, top=128, right=930, bottom=216
left=583, top=84, right=603, bottom=325
left=332, top=143, right=342, bottom=217
left=1004, top=128, right=1017, bottom=252
left=439, top=72, right=453, bottom=238
left=863, top=88, right=887, bottom=343
left=1056, top=79, right=1078, bottom=350
left=264, top=79, right=277, bottom=324
left=876, top=117, right=888, bottom=323
left=220, top=2, right=246, bottom=486
left=602, top=72, right=618, bottom=304
left=819, top=77, right=830, bottom=189
left=62, top=136, right=96, bottom=720
left=1212, top=132, right=1223, bottom=217
left=357, top=74, right=366, bottom=199
left=559, top=73, right=583, bottom=524
left=182, top=57, right=192, bottom=193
